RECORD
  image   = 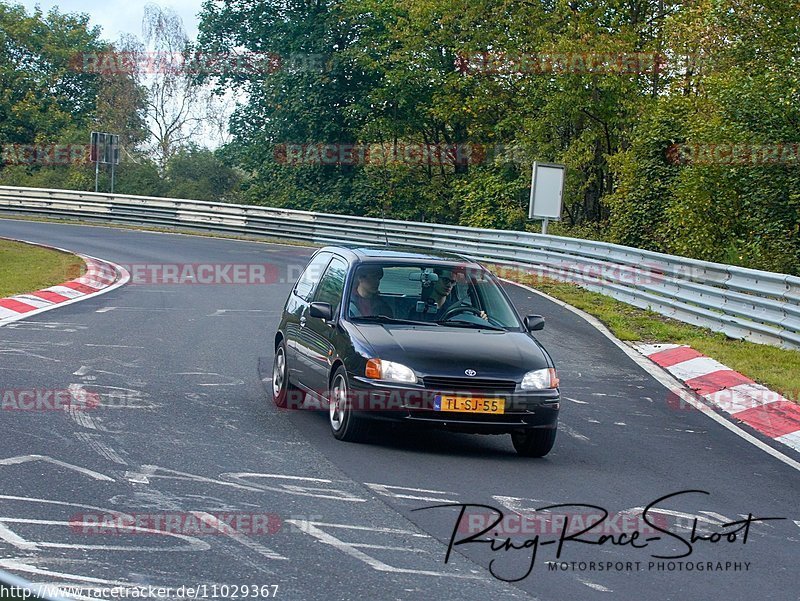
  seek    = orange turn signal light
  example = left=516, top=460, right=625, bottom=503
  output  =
left=549, top=368, right=560, bottom=388
left=365, top=359, right=382, bottom=379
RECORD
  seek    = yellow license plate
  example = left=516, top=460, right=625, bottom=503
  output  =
left=434, top=395, right=505, bottom=414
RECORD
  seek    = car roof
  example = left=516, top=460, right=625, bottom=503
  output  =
left=318, top=244, right=479, bottom=265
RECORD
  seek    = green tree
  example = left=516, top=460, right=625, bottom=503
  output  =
left=0, top=2, right=106, bottom=145
left=163, top=145, right=241, bottom=201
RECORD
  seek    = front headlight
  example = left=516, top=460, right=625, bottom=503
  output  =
left=521, top=368, right=559, bottom=390
left=365, top=359, right=418, bottom=384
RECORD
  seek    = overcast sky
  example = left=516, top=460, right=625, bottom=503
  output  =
left=15, top=0, right=205, bottom=42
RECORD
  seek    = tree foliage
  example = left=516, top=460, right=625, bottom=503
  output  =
left=2, top=0, right=798, bottom=274
left=0, top=2, right=106, bottom=144
left=193, top=0, right=798, bottom=273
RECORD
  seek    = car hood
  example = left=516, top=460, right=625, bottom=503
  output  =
left=348, top=323, right=551, bottom=378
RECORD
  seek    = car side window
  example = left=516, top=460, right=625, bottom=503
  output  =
left=313, top=257, right=348, bottom=309
left=293, top=252, right=332, bottom=301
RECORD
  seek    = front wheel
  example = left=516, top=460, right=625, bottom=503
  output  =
left=328, top=367, right=369, bottom=442
left=511, top=427, right=557, bottom=457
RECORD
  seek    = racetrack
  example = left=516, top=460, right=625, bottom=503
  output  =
left=0, top=218, right=797, bottom=601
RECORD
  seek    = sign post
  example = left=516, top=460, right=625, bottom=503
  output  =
left=528, top=162, right=565, bottom=234
left=90, top=132, right=120, bottom=193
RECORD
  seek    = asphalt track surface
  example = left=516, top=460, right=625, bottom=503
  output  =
left=0, top=218, right=797, bottom=601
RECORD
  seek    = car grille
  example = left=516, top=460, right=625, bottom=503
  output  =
left=422, top=376, right=517, bottom=393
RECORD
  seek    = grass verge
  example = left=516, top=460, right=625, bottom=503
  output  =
left=492, top=267, right=800, bottom=404
left=0, top=239, right=85, bottom=298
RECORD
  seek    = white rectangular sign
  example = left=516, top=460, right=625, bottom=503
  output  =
left=528, top=162, right=565, bottom=220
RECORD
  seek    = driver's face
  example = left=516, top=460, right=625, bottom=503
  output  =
left=434, top=270, right=455, bottom=296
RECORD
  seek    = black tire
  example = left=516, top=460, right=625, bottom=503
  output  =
left=511, top=427, right=557, bottom=457
left=271, top=340, right=301, bottom=408
left=328, top=366, right=369, bottom=442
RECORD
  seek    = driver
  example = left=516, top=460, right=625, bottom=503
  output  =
left=425, top=267, right=458, bottom=314
left=418, top=267, right=487, bottom=320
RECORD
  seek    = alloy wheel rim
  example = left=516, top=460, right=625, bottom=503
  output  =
left=272, top=348, right=285, bottom=397
left=329, top=376, right=346, bottom=431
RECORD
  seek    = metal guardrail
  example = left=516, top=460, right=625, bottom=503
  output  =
left=1, top=184, right=798, bottom=349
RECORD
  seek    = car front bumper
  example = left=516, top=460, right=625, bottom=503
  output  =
left=348, top=375, right=560, bottom=434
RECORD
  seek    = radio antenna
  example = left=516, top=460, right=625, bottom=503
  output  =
left=381, top=197, right=390, bottom=247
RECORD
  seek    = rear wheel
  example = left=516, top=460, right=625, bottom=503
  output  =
left=271, top=341, right=300, bottom=408
left=511, top=427, right=557, bottom=457
left=329, top=367, right=369, bottom=442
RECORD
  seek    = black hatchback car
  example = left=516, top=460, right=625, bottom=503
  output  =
left=271, top=246, right=560, bottom=456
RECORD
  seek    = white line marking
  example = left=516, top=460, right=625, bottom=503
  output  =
left=209, top=309, right=273, bottom=316
left=176, top=372, right=244, bottom=387
left=561, top=425, right=590, bottom=442
left=86, top=306, right=176, bottom=311
left=317, top=523, right=430, bottom=535
left=364, top=483, right=458, bottom=503
left=221, top=472, right=366, bottom=501
left=73, top=366, right=92, bottom=376
left=85, top=344, right=145, bottom=349
left=349, top=543, right=429, bottom=553
left=95, top=307, right=116, bottom=313
left=565, top=397, right=589, bottom=404
left=0, top=559, right=141, bottom=587
left=88, top=369, right=127, bottom=377
left=577, top=577, right=613, bottom=592
left=192, top=511, right=287, bottom=561
left=0, top=522, right=39, bottom=550
left=0, top=349, right=60, bottom=362
left=124, top=465, right=157, bottom=484
left=500, top=277, right=800, bottom=473
left=0, top=517, right=209, bottom=552
left=287, top=520, right=481, bottom=578
left=124, top=466, right=263, bottom=491
left=0, top=496, right=210, bottom=552
left=73, top=433, right=127, bottom=465
left=0, top=455, right=113, bottom=481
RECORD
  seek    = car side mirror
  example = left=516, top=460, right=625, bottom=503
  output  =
left=309, top=302, right=333, bottom=321
left=524, top=315, right=545, bottom=331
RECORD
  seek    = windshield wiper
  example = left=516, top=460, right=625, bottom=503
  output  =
left=352, top=315, right=438, bottom=326
left=435, top=319, right=506, bottom=331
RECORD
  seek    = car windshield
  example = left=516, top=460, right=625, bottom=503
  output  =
left=347, top=263, right=521, bottom=329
